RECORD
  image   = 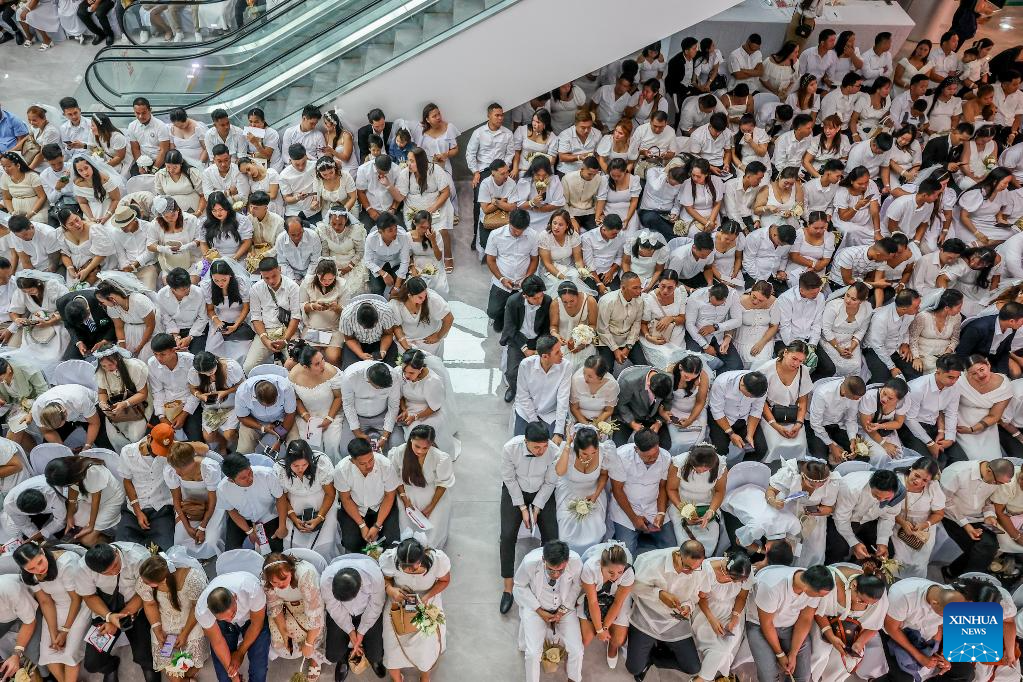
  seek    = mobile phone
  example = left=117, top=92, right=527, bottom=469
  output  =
left=204, top=394, right=216, bottom=404
left=159, top=634, right=177, bottom=657
left=982, top=523, right=1005, bottom=535
left=803, top=504, right=820, bottom=515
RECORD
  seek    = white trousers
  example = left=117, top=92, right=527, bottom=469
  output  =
left=519, top=608, right=583, bottom=682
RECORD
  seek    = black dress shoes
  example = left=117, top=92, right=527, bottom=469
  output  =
left=334, top=660, right=349, bottom=682
left=500, top=591, right=513, bottom=614
left=503, top=388, right=515, bottom=403
left=371, top=660, right=386, bottom=678
left=102, top=670, right=118, bottom=682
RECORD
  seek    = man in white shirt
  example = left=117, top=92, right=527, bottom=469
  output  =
left=638, top=165, right=686, bottom=243
left=772, top=114, right=815, bottom=171
left=7, top=215, right=62, bottom=274
left=886, top=178, right=942, bottom=240
left=909, top=237, right=966, bottom=295
left=126, top=97, right=170, bottom=172
left=356, top=154, right=400, bottom=229
left=234, top=373, right=296, bottom=454
left=774, top=270, right=825, bottom=350
left=514, top=541, right=584, bottom=682
left=0, top=574, right=40, bottom=673
left=334, top=437, right=401, bottom=554
left=591, top=75, right=634, bottom=132
left=201, top=145, right=244, bottom=199
left=889, top=74, right=931, bottom=128
left=927, top=31, right=962, bottom=83
left=742, top=224, right=797, bottom=290
left=863, top=289, right=922, bottom=384
left=847, top=133, right=894, bottom=187
left=819, top=73, right=864, bottom=130
left=2, top=474, right=66, bottom=542
left=58, top=96, right=89, bottom=152
left=196, top=571, right=271, bottom=682
left=707, top=369, right=768, bottom=456
left=826, top=469, right=900, bottom=563
left=684, top=283, right=743, bottom=370
left=829, top=239, right=897, bottom=288
left=797, top=30, right=837, bottom=85
left=728, top=34, right=764, bottom=92
left=38, top=144, right=76, bottom=213
left=322, top=555, right=388, bottom=680
left=218, top=452, right=287, bottom=552
left=724, top=161, right=767, bottom=230
left=244, top=257, right=301, bottom=371
left=477, top=158, right=518, bottom=251
left=628, top=112, right=676, bottom=166
left=805, top=375, right=866, bottom=461
left=581, top=214, right=627, bottom=295
left=499, top=423, right=559, bottom=612
left=678, top=94, right=726, bottom=136
left=155, top=267, right=207, bottom=352
left=899, top=354, right=967, bottom=467
left=364, top=213, right=411, bottom=297
left=689, top=113, right=733, bottom=174
left=803, top=159, right=845, bottom=215
left=467, top=103, right=514, bottom=242
left=148, top=334, right=201, bottom=440
left=273, top=216, right=322, bottom=282
left=745, top=565, right=834, bottom=682
left=667, top=231, right=715, bottom=287
left=279, top=143, right=317, bottom=218
left=993, top=70, right=1023, bottom=149
left=245, top=109, right=283, bottom=171
left=500, top=276, right=552, bottom=402
left=486, top=209, right=539, bottom=331
left=557, top=111, right=602, bottom=174
left=281, top=104, right=326, bottom=161
left=942, top=459, right=1016, bottom=579
left=116, top=421, right=180, bottom=550
left=609, top=429, right=674, bottom=555
left=203, top=108, right=247, bottom=161
left=514, top=335, right=571, bottom=438
left=860, top=32, right=893, bottom=86
left=31, top=382, right=102, bottom=449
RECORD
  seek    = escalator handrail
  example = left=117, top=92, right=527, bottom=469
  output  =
left=83, top=0, right=393, bottom=112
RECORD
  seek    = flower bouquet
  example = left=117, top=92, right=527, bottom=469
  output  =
left=985, top=155, right=998, bottom=170
left=410, top=602, right=445, bottom=636
left=534, top=178, right=549, bottom=194
left=678, top=501, right=698, bottom=524
left=575, top=266, right=591, bottom=279
left=595, top=420, right=619, bottom=440
left=231, top=199, right=246, bottom=212
left=418, top=263, right=438, bottom=276
left=198, top=249, right=220, bottom=279
left=541, top=640, right=566, bottom=673
left=570, top=324, right=596, bottom=346
left=567, top=498, right=595, bottom=520
left=673, top=217, right=689, bottom=236
left=791, top=204, right=804, bottom=218
left=362, top=541, right=383, bottom=561
left=1015, top=215, right=1023, bottom=231
left=164, top=652, right=195, bottom=679
left=842, top=436, right=871, bottom=462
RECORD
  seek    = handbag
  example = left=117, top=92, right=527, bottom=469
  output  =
left=266, top=282, right=291, bottom=327
left=348, top=652, right=369, bottom=675
left=389, top=601, right=420, bottom=636
left=104, top=391, right=146, bottom=423
left=896, top=493, right=929, bottom=551
left=794, top=0, right=815, bottom=38
left=770, top=367, right=803, bottom=424
left=163, top=400, right=184, bottom=423
left=482, top=208, right=509, bottom=230
left=829, top=615, right=862, bottom=648
left=582, top=568, right=633, bottom=621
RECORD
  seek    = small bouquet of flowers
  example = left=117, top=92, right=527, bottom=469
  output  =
left=843, top=436, right=871, bottom=462
left=541, top=640, right=566, bottom=673
left=1015, top=215, right=1023, bottom=231
left=362, top=541, right=384, bottom=561
left=985, top=155, right=998, bottom=170
left=570, top=324, right=596, bottom=346
left=410, top=602, right=445, bottom=636
left=575, top=266, right=591, bottom=279
left=595, top=420, right=619, bottom=439
left=198, top=249, right=221, bottom=279
left=534, top=178, right=549, bottom=194
left=677, top=500, right=698, bottom=523
left=791, top=203, right=804, bottom=218
left=231, top=199, right=246, bottom=211
left=164, top=652, right=195, bottom=679
left=567, top=498, right=595, bottom=520
left=673, top=217, right=689, bottom=236
left=418, top=263, right=438, bottom=276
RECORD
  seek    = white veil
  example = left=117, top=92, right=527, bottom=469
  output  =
left=67, top=150, right=127, bottom=196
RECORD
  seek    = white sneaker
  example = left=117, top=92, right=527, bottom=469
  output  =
left=607, top=645, right=618, bottom=669
left=137, top=29, right=150, bottom=42
left=75, top=34, right=85, bottom=44
left=173, top=31, right=184, bottom=42
left=192, top=33, right=201, bottom=42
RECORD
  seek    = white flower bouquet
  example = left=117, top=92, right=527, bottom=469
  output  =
left=595, top=420, right=620, bottom=438
left=164, top=652, right=195, bottom=679
left=231, top=199, right=246, bottom=212
left=534, top=178, right=549, bottom=194
left=541, top=640, right=567, bottom=673
left=575, top=266, right=592, bottom=279
left=985, top=155, right=998, bottom=170
left=791, top=204, right=804, bottom=218
left=418, top=263, right=438, bottom=276
left=1015, top=215, right=1023, bottom=231
left=673, top=217, right=689, bottom=236
left=567, top=498, right=595, bottom=520
left=410, top=602, right=445, bottom=636
left=678, top=501, right=698, bottom=523
left=571, top=324, right=596, bottom=346
left=844, top=436, right=871, bottom=461
left=362, top=541, right=383, bottom=561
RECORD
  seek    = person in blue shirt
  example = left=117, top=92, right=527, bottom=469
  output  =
left=0, top=105, right=28, bottom=154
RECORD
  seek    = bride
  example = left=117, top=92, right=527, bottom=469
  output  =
left=553, top=427, right=610, bottom=555
left=956, top=354, right=1013, bottom=461
left=8, top=269, right=69, bottom=370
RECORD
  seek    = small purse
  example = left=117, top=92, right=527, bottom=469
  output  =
left=896, top=494, right=929, bottom=550
left=482, top=208, right=509, bottom=230
left=389, top=601, right=419, bottom=636
left=348, top=653, right=369, bottom=675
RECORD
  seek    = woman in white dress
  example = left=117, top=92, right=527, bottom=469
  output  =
left=43, top=456, right=124, bottom=546
left=94, top=343, right=150, bottom=452
left=888, top=126, right=923, bottom=191
left=322, top=111, right=359, bottom=177
left=754, top=167, right=804, bottom=231
left=957, top=354, right=1013, bottom=461
left=893, top=40, right=932, bottom=94
left=735, top=281, right=778, bottom=369
left=58, top=209, right=103, bottom=287
left=680, top=159, right=725, bottom=235
left=147, top=196, right=203, bottom=277
left=755, top=341, right=814, bottom=463
left=538, top=209, right=584, bottom=292
left=511, top=109, right=558, bottom=180
left=550, top=83, right=589, bottom=134
left=595, top=123, right=638, bottom=176
left=397, top=149, right=452, bottom=242
left=203, top=259, right=253, bottom=369
left=857, top=379, right=911, bottom=462
left=892, top=457, right=945, bottom=579
left=826, top=31, right=864, bottom=88
left=391, top=277, right=453, bottom=357
left=17, top=0, right=57, bottom=48
left=13, top=544, right=90, bottom=682
left=95, top=275, right=157, bottom=362
left=577, top=541, right=633, bottom=669
left=261, top=553, right=325, bottom=672
left=723, top=84, right=756, bottom=129
left=287, top=344, right=343, bottom=463
left=802, top=115, right=851, bottom=177
left=153, top=151, right=205, bottom=215
left=390, top=425, right=455, bottom=549
left=908, top=289, right=963, bottom=374
left=639, top=271, right=688, bottom=371
left=397, top=349, right=458, bottom=455
left=553, top=427, right=609, bottom=555
left=833, top=166, right=882, bottom=247
left=957, top=125, right=998, bottom=190
left=693, top=39, right=723, bottom=93
left=623, top=231, right=668, bottom=291
left=312, top=156, right=357, bottom=218
left=569, top=356, right=620, bottom=427
left=8, top=270, right=68, bottom=366
left=407, top=212, right=448, bottom=297
left=850, top=77, right=892, bottom=142
left=416, top=104, right=460, bottom=222
left=956, top=246, right=1002, bottom=316
left=549, top=281, right=598, bottom=370
left=200, top=192, right=253, bottom=262
left=380, top=538, right=451, bottom=679
left=514, top=156, right=566, bottom=233
left=760, top=43, right=799, bottom=100
left=89, top=114, right=129, bottom=176
left=705, top=221, right=744, bottom=290
left=821, top=282, right=872, bottom=377
left=164, top=442, right=225, bottom=560
left=786, top=211, right=836, bottom=280
left=691, top=550, right=753, bottom=682
left=809, top=563, right=889, bottom=682
left=238, top=158, right=284, bottom=216
left=137, top=550, right=209, bottom=677
left=955, top=168, right=1013, bottom=245
left=275, top=440, right=338, bottom=557
left=666, top=354, right=711, bottom=456
left=300, top=259, right=345, bottom=366
left=667, top=443, right=726, bottom=553
left=0, top=152, right=47, bottom=221
left=926, top=77, right=963, bottom=136
left=317, top=207, right=368, bottom=298
left=786, top=75, right=820, bottom=121
left=168, top=109, right=208, bottom=166
left=766, top=458, right=840, bottom=567
left=71, top=157, right=121, bottom=225
left=188, top=351, right=243, bottom=455
left=731, top=114, right=772, bottom=175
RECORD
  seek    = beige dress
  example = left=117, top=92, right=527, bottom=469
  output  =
left=1, top=172, right=47, bottom=220
left=137, top=567, right=209, bottom=670
left=908, top=311, right=962, bottom=374
left=267, top=560, right=325, bottom=658
left=300, top=278, right=344, bottom=346
left=316, top=221, right=368, bottom=298
left=153, top=168, right=203, bottom=214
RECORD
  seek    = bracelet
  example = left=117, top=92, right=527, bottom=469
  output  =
left=12, top=646, right=24, bottom=654
left=358, top=523, right=367, bottom=529
left=725, top=428, right=734, bottom=435
left=129, top=499, right=140, bottom=508
left=655, top=512, right=665, bottom=518
left=197, top=526, right=206, bottom=532
left=324, top=415, right=334, bottom=423
left=775, top=652, right=786, bottom=659
left=58, top=626, right=70, bottom=633
left=150, top=623, right=161, bottom=631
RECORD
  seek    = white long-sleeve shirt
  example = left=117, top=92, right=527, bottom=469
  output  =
left=638, top=167, right=683, bottom=213
left=513, top=546, right=582, bottom=612
left=499, top=435, right=558, bottom=508
left=364, top=228, right=411, bottom=279
left=724, top=175, right=766, bottom=221
left=465, top=124, right=514, bottom=174
left=684, top=287, right=741, bottom=348
left=742, top=227, right=791, bottom=280
left=320, top=555, right=385, bottom=634
left=774, top=287, right=824, bottom=345
left=340, top=361, right=400, bottom=432
left=941, top=461, right=998, bottom=526
left=709, top=370, right=766, bottom=423
left=832, top=469, right=898, bottom=547
left=273, top=228, right=322, bottom=281
left=147, top=352, right=198, bottom=417
left=155, top=285, right=208, bottom=337
left=807, top=377, right=860, bottom=446
left=514, top=356, right=572, bottom=435
left=904, top=374, right=961, bottom=444
left=863, top=303, right=916, bottom=370
left=2, top=475, right=66, bottom=538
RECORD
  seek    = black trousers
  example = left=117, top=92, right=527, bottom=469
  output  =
left=149, top=409, right=203, bottom=443
left=999, top=425, right=1023, bottom=459
left=172, top=328, right=207, bottom=355
left=942, top=518, right=999, bottom=575
left=824, top=518, right=880, bottom=564
left=225, top=515, right=284, bottom=553
left=115, top=505, right=175, bottom=550
left=612, top=416, right=672, bottom=450
left=471, top=168, right=493, bottom=248
left=77, top=0, right=114, bottom=38
left=638, top=209, right=676, bottom=244
left=367, top=262, right=399, bottom=296
left=338, top=506, right=400, bottom=555
left=572, top=213, right=597, bottom=232
left=881, top=632, right=973, bottom=682
left=595, top=344, right=648, bottom=376
left=487, top=284, right=512, bottom=332
left=503, top=336, right=538, bottom=397
left=810, top=342, right=837, bottom=381
left=684, top=335, right=742, bottom=371
left=709, top=418, right=748, bottom=458
left=897, top=423, right=967, bottom=468
left=499, top=486, right=557, bottom=578
left=581, top=272, right=622, bottom=294
left=340, top=339, right=398, bottom=369
left=83, top=590, right=153, bottom=674
left=864, top=348, right=920, bottom=385
left=742, top=272, right=790, bottom=295
left=806, top=424, right=852, bottom=459
left=625, top=628, right=700, bottom=676
left=324, top=611, right=384, bottom=666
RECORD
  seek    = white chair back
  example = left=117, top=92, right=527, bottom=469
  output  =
left=124, top=175, right=155, bottom=196
left=245, top=453, right=277, bottom=469
left=879, top=452, right=926, bottom=470
left=81, top=448, right=124, bottom=480
left=29, top=444, right=74, bottom=476
left=249, top=364, right=288, bottom=378
left=7, top=439, right=32, bottom=477
left=285, top=547, right=327, bottom=573
left=724, top=461, right=771, bottom=493
left=215, top=549, right=265, bottom=577
left=51, top=360, right=98, bottom=390
left=835, top=460, right=873, bottom=476
left=1006, top=457, right=1023, bottom=467
left=1012, top=582, right=1023, bottom=610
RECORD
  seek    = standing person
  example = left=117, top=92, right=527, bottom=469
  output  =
left=195, top=572, right=270, bottom=682
left=466, top=104, right=513, bottom=247
left=321, top=554, right=388, bottom=681
left=514, top=540, right=583, bottom=682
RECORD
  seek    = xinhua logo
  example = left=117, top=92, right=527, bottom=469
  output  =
left=943, top=602, right=1003, bottom=663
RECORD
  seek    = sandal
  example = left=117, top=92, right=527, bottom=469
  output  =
left=444, top=257, right=454, bottom=273
left=453, top=215, right=460, bottom=225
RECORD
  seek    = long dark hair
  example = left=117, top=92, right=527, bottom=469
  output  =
left=193, top=351, right=229, bottom=393
left=962, top=245, right=997, bottom=289
left=396, top=277, right=431, bottom=324
left=283, top=439, right=318, bottom=485
left=401, top=424, right=435, bottom=488
left=971, top=167, right=1012, bottom=200
left=687, top=158, right=717, bottom=206
left=732, top=114, right=757, bottom=163
left=163, top=150, right=197, bottom=188
left=73, top=157, right=107, bottom=203
left=95, top=342, right=139, bottom=397
left=818, top=114, right=844, bottom=155
left=13, top=543, right=58, bottom=586
left=203, top=191, right=242, bottom=246
left=694, top=37, right=715, bottom=71
left=44, top=456, right=105, bottom=499
left=409, top=147, right=429, bottom=193
left=833, top=31, right=856, bottom=58
left=139, top=554, right=183, bottom=611
left=209, top=260, right=243, bottom=307
left=1, top=151, right=33, bottom=176
left=91, top=113, right=121, bottom=146
left=672, top=354, right=703, bottom=397
left=323, top=111, right=345, bottom=150
left=928, top=76, right=959, bottom=117
left=681, top=443, right=721, bottom=482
